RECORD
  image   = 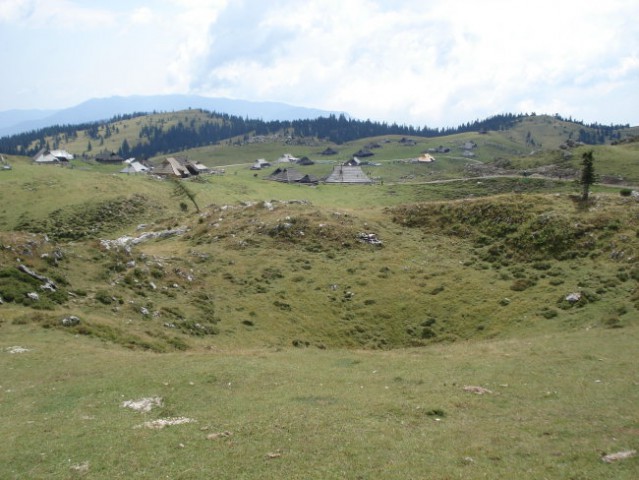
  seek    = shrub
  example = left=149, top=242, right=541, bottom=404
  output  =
left=510, top=278, right=535, bottom=291
left=421, top=327, right=437, bottom=339
left=425, top=408, right=446, bottom=417
left=619, top=188, right=633, bottom=197
left=273, top=300, right=291, bottom=311
left=603, top=316, right=622, bottom=328
left=95, top=290, right=114, bottom=305
left=540, top=308, right=558, bottom=319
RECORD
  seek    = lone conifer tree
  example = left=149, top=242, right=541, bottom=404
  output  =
left=580, top=150, right=595, bottom=201
left=170, top=178, right=200, bottom=213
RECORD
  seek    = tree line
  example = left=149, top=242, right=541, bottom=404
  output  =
left=0, top=110, right=631, bottom=160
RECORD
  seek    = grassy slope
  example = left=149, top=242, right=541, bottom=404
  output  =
left=1, top=324, right=637, bottom=479
left=2, top=124, right=639, bottom=478
left=1, top=160, right=638, bottom=351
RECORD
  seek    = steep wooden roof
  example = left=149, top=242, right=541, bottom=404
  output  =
left=324, top=165, right=373, bottom=184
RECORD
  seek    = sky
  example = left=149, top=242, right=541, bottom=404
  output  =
left=1, top=0, right=638, bottom=128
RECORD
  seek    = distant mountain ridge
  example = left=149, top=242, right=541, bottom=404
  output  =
left=0, top=95, right=347, bottom=137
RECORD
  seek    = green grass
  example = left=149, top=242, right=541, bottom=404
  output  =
left=1, top=125, right=639, bottom=478
left=0, top=325, right=637, bottom=479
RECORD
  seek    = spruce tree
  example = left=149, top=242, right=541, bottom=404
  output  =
left=580, top=150, right=595, bottom=201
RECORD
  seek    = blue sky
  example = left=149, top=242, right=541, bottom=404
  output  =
left=1, top=0, right=638, bottom=127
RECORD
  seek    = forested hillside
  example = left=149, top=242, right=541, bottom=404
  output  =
left=0, top=110, right=633, bottom=160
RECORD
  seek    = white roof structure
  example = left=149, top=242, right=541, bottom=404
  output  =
left=49, top=149, right=74, bottom=160
left=33, top=148, right=73, bottom=163
left=250, top=158, right=271, bottom=170
left=277, top=153, right=300, bottom=163
left=120, top=161, right=149, bottom=174
left=416, top=153, right=436, bottom=163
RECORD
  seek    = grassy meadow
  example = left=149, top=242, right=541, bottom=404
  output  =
left=1, top=122, right=639, bottom=478
left=1, top=324, right=637, bottom=479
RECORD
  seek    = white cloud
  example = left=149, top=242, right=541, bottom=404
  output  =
left=165, top=0, right=229, bottom=91
left=130, top=7, right=153, bottom=24
left=0, top=0, right=115, bottom=28
left=184, top=0, right=639, bottom=125
left=0, top=0, right=637, bottom=126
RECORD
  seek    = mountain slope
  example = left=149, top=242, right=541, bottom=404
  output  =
left=0, top=94, right=347, bottom=137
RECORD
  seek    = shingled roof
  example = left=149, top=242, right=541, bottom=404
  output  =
left=266, top=167, right=318, bottom=184
left=324, top=165, right=373, bottom=184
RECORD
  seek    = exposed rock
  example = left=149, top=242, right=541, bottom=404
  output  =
left=357, top=232, right=383, bottom=246
left=69, top=461, right=90, bottom=474
left=18, top=264, right=56, bottom=291
left=602, top=450, right=636, bottom=463
left=100, top=228, right=188, bottom=251
left=61, top=315, right=80, bottom=327
left=135, top=417, right=196, bottom=429
left=121, top=396, right=163, bottom=413
left=6, top=346, right=30, bottom=354
left=27, top=292, right=39, bottom=301
left=565, top=292, right=582, bottom=303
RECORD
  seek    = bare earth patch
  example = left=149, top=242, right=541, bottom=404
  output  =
left=69, top=461, right=90, bottom=474
left=206, top=431, right=232, bottom=440
left=463, top=385, right=493, bottom=395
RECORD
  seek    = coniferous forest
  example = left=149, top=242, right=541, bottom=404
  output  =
left=0, top=110, right=630, bottom=160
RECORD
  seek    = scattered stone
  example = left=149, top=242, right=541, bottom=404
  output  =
left=7, top=346, right=30, bottom=354
left=135, top=417, right=196, bottom=429
left=565, top=292, right=582, bottom=303
left=61, top=315, right=80, bottom=327
left=357, top=232, right=383, bottom=246
left=463, top=385, right=493, bottom=395
left=140, top=307, right=150, bottom=316
left=206, top=431, right=233, bottom=440
left=120, top=396, right=163, bottom=413
left=266, top=451, right=282, bottom=459
left=602, top=450, right=636, bottom=463
left=27, top=292, right=40, bottom=301
left=100, top=228, right=188, bottom=251
left=18, top=264, right=57, bottom=291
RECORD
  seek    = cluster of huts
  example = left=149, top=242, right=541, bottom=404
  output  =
left=30, top=147, right=376, bottom=184
left=264, top=164, right=374, bottom=185
left=250, top=152, right=379, bottom=185
left=30, top=142, right=444, bottom=185
left=31, top=149, right=217, bottom=179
